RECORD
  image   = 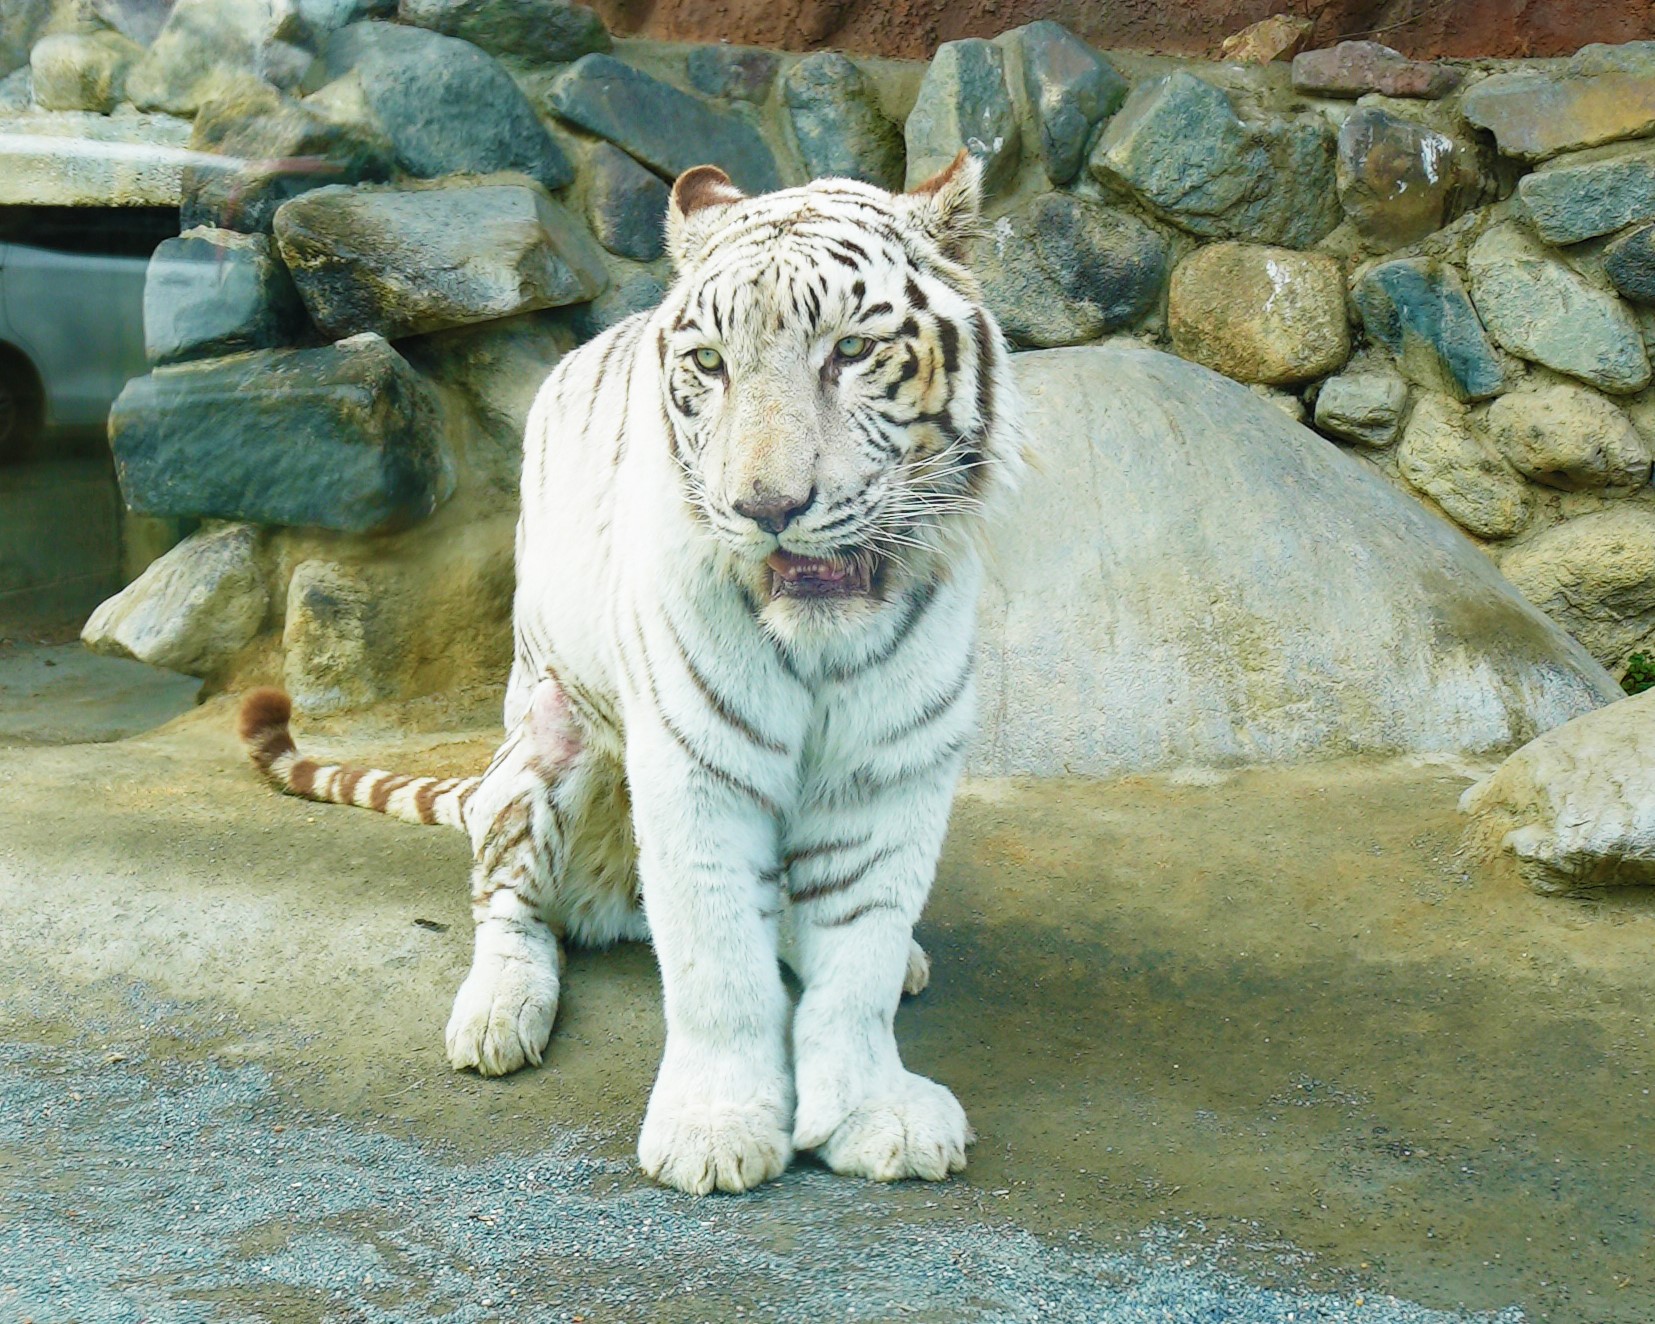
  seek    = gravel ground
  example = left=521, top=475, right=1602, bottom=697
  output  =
left=3, top=1036, right=1524, bottom=1324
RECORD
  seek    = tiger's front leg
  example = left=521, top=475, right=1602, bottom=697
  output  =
left=787, top=773, right=973, bottom=1182
left=626, top=716, right=795, bottom=1195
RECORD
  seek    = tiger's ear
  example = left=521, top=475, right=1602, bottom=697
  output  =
left=902, top=150, right=983, bottom=262
left=667, top=165, right=747, bottom=270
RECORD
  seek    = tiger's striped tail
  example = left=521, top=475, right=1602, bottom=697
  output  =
left=238, top=688, right=479, bottom=832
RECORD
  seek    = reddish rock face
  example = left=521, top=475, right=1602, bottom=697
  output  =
left=585, top=0, right=1643, bottom=60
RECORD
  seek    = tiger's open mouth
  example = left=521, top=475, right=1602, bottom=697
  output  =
left=766, top=550, right=872, bottom=599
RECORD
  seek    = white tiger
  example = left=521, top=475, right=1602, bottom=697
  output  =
left=240, top=152, right=1024, bottom=1194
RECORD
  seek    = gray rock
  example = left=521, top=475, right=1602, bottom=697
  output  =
left=397, top=0, right=609, bottom=62
left=1088, top=72, right=1339, bottom=248
left=126, top=0, right=288, bottom=115
left=904, top=38, right=1020, bottom=193
left=275, top=0, right=397, bottom=48
left=0, top=0, right=52, bottom=81
left=180, top=82, right=396, bottom=233
left=90, top=0, right=178, bottom=47
left=547, top=53, right=782, bottom=194
left=1468, top=221, right=1651, bottom=394
left=1484, top=383, right=1651, bottom=492
left=977, top=194, right=1165, bottom=348
left=1604, top=224, right=1655, bottom=303
left=144, top=227, right=307, bottom=365
left=1462, top=68, right=1655, bottom=162
left=109, top=332, right=452, bottom=535
left=1396, top=391, right=1530, bottom=540
left=584, top=143, right=668, bottom=262
left=29, top=31, right=142, bottom=113
left=686, top=45, right=778, bottom=103
left=1005, top=21, right=1126, bottom=186
left=783, top=52, right=904, bottom=190
left=1337, top=107, right=1479, bottom=248
left=1312, top=369, right=1409, bottom=447
left=971, top=344, right=1616, bottom=778
left=1499, top=506, right=1655, bottom=668
left=0, top=67, right=30, bottom=113
left=318, top=21, right=573, bottom=190
left=1168, top=242, right=1349, bottom=386
left=1518, top=145, right=1655, bottom=246
left=1290, top=41, right=1462, bottom=99
left=274, top=177, right=609, bottom=340
left=81, top=524, right=268, bottom=679
left=559, top=269, right=665, bottom=341
left=1460, top=687, right=1655, bottom=893
left=1352, top=258, right=1505, bottom=402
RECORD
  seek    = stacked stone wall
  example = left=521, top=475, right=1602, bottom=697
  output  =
left=4, top=2, right=1654, bottom=707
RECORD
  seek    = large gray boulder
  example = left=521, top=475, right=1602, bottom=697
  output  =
left=969, top=345, right=1619, bottom=777
left=1460, top=689, right=1655, bottom=893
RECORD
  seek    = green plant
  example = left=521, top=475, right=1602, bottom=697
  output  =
left=1621, top=651, right=1655, bottom=696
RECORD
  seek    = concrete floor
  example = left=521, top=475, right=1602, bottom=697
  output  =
left=1, top=641, right=1651, bottom=1323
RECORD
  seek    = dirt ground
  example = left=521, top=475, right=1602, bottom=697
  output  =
left=1, top=642, right=1651, bottom=1322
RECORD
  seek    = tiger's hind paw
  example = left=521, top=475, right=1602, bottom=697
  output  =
left=444, top=952, right=560, bottom=1077
left=903, top=938, right=931, bottom=996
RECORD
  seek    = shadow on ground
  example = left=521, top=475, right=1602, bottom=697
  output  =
left=1, top=644, right=1649, bottom=1322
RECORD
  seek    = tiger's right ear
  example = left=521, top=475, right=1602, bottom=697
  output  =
left=667, top=165, right=747, bottom=270
left=901, top=150, right=983, bottom=263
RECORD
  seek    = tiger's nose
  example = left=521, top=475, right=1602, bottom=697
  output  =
left=733, top=485, right=813, bottom=534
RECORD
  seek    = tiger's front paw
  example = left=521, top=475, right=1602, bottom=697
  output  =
left=638, top=1062, right=793, bottom=1194
left=797, top=1071, right=972, bottom=1182
left=444, top=954, right=560, bottom=1077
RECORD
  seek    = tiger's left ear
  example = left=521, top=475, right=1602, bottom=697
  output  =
left=901, top=150, right=983, bottom=262
left=667, top=165, right=747, bottom=270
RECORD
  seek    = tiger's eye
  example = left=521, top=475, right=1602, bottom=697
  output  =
left=692, top=347, right=724, bottom=374
left=834, top=334, right=872, bottom=361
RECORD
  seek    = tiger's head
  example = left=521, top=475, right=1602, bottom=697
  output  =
left=653, top=154, right=1022, bottom=639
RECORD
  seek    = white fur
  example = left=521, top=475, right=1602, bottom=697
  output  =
left=449, top=168, right=1022, bottom=1193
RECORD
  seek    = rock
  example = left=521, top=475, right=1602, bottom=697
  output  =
left=109, top=333, right=452, bottom=535
left=977, top=194, right=1165, bottom=348
left=274, top=177, right=609, bottom=340
left=0, top=107, right=196, bottom=206
left=782, top=52, right=904, bottom=190
left=397, top=312, right=574, bottom=485
left=1352, top=258, right=1504, bottom=401
left=126, top=0, right=287, bottom=115
left=903, top=38, right=1020, bottom=193
left=1336, top=107, right=1479, bottom=248
left=1604, top=224, right=1655, bottom=303
left=317, top=21, right=573, bottom=190
left=1396, top=392, right=1530, bottom=539
left=1468, top=222, right=1650, bottom=394
left=583, top=143, right=668, bottom=262
left=971, top=344, right=1616, bottom=778
left=1518, top=144, right=1655, bottom=246
left=0, top=67, right=30, bottom=113
left=1461, top=68, right=1655, bottom=162
left=547, top=53, right=782, bottom=194
left=1500, top=508, right=1655, bottom=671
left=29, top=31, right=142, bottom=113
left=1168, top=242, right=1349, bottom=386
left=90, top=0, right=177, bottom=47
left=1290, top=41, right=1462, bottom=99
left=686, top=45, right=778, bottom=103
left=1483, top=384, right=1651, bottom=492
left=1219, top=14, right=1314, bottom=64
left=81, top=524, right=268, bottom=679
left=281, top=560, right=384, bottom=714
left=280, top=514, right=514, bottom=713
left=396, top=0, right=609, bottom=61
left=1006, top=21, right=1126, bottom=186
left=180, top=82, right=396, bottom=233
left=274, top=0, right=397, bottom=48
left=1312, top=369, right=1409, bottom=447
left=558, top=269, right=665, bottom=341
left=1088, top=72, right=1339, bottom=248
left=144, top=227, right=307, bottom=365
left=1460, top=688, right=1655, bottom=893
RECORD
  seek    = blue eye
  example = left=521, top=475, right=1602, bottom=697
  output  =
left=834, top=335, right=873, bottom=361
left=692, top=347, right=724, bottom=374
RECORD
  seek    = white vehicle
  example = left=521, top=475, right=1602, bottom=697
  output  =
left=0, top=206, right=174, bottom=463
